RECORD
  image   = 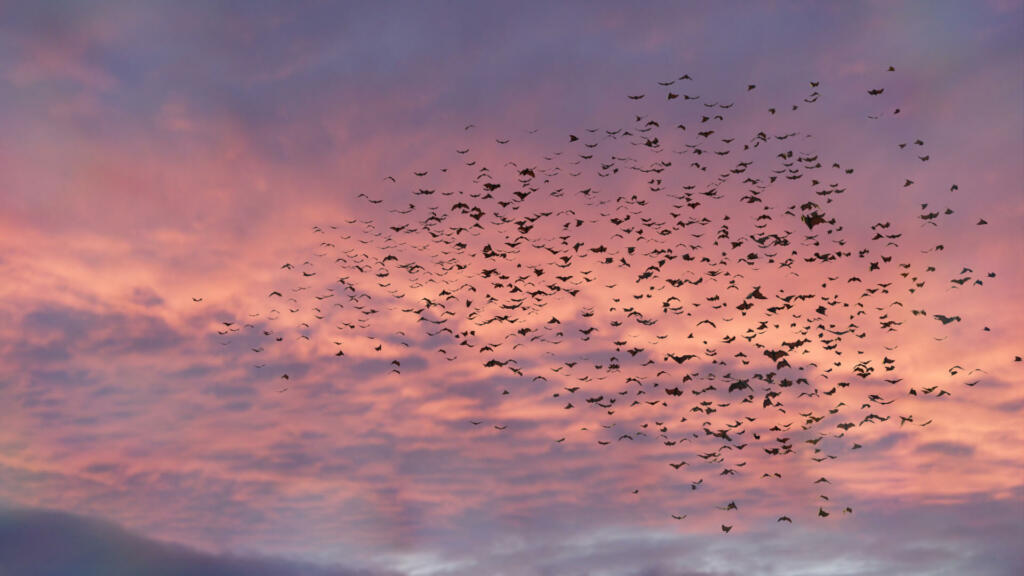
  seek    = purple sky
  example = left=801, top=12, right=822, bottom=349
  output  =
left=0, top=1, right=1022, bottom=575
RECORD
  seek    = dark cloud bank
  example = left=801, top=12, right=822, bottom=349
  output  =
left=3, top=497, right=1023, bottom=576
left=0, top=508, right=393, bottom=576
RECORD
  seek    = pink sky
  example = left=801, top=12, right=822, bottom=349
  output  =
left=0, top=2, right=1021, bottom=575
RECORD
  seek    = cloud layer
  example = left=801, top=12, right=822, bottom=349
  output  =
left=0, top=1, right=1021, bottom=575
left=0, top=507, right=393, bottom=576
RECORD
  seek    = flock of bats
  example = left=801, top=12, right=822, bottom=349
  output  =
left=208, top=66, right=1015, bottom=532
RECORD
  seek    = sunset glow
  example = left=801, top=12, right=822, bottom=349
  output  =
left=1, top=2, right=1022, bottom=575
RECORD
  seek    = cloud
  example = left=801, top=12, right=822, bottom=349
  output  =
left=916, top=440, right=976, bottom=457
left=0, top=2, right=1020, bottom=575
left=2, top=495, right=1022, bottom=576
left=0, top=507, right=397, bottom=576
left=397, top=494, right=1024, bottom=576
left=15, top=303, right=183, bottom=361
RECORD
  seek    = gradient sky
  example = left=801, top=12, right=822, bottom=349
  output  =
left=1, top=1, right=1022, bottom=575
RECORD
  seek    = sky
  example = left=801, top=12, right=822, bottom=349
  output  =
left=0, top=1, right=1022, bottom=575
